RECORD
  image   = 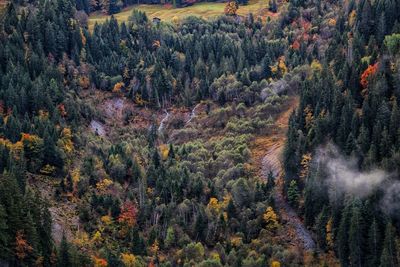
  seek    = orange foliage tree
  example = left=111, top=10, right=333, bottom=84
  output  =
left=113, top=82, right=125, bottom=94
left=360, top=63, right=378, bottom=92
left=15, top=230, right=33, bottom=262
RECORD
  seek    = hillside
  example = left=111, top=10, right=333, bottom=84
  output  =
left=1, top=0, right=400, bottom=266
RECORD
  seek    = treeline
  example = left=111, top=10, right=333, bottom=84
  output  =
left=283, top=0, right=400, bottom=266
left=88, top=12, right=292, bottom=107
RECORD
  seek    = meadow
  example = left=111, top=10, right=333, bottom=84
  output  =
left=88, top=0, right=273, bottom=30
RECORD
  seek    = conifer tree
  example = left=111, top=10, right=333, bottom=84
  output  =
left=349, top=200, right=364, bottom=267
left=380, top=222, right=398, bottom=267
left=367, top=218, right=382, bottom=267
left=58, top=234, right=71, bottom=267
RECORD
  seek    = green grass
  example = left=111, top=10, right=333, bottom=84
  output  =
left=88, top=0, right=274, bottom=30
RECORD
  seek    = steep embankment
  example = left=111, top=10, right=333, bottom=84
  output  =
left=251, top=97, right=316, bottom=251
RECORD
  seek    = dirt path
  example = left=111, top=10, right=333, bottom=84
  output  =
left=252, top=97, right=316, bottom=251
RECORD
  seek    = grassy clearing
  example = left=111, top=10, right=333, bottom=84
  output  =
left=88, top=0, right=273, bottom=30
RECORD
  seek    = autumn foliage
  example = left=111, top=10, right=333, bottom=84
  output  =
left=224, top=1, right=239, bottom=16
left=93, top=256, right=108, bottom=267
left=263, top=206, right=279, bottom=232
left=360, top=63, right=378, bottom=89
left=15, top=230, right=33, bottom=261
left=118, top=201, right=138, bottom=227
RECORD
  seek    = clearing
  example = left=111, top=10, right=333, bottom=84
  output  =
left=88, top=0, right=280, bottom=30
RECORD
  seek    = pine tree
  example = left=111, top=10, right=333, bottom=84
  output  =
left=0, top=204, right=9, bottom=260
left=389, top=100, right=400, bottom=142
left=130, top=227, right=146, bottom=255
left=266, top=171, right=275, bottom=192
left=287, top=180, right=299, bottom=208
left=359, top=0, right=372, bottom=37
left=268, top=0, right=277, bottom=13
left=315, top=206, right=329, bottom=250
left=380, top=222, right=398, bottom=267
left=349, top=200, right=364, bottom=267
left=338, top=203, right=351, bottom=267
left=367, top=218, right=382, bottom=267
left=57, top=234, right=71, bottom=267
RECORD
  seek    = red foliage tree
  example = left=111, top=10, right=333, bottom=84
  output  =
left=118, top=201, right=138, bottom=227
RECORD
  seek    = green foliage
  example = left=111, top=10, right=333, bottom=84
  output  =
left=287, top=180, right=299, bottom=208
left=384, top=33, right=400, bottom=54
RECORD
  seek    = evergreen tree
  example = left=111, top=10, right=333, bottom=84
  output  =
left=349, top=200, right=364, bottom=267
left=367, top=218, right=382, bottom=267
left=57, top=234, right=71, bottom=267
left=287, top=180, right=299, bottom=208
left=338, top=203, right=351, bottom=267
left=380, top=222, right=398, bottom=267
left=0, top=204, right=9, bottom=260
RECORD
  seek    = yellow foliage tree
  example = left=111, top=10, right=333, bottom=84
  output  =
left=92, top=230, right=103, bottom=245
left=96, top=178, right=113, bottom=193
left=271, top=261, right=281, bottom=267
left=58, top=128, right=74, bottom=155
left=172, top=16, right=179, bottom=24
left=207, top=197, right=221, bottom=215
left=73, top=231, right=90, bottom=248
left=230, top=236, right=243, bottom=247
left=134, top=93, right=148, bottom=106
left=263, top=206, right=279, bottom=231
left=40, top=164, right=56, bottom=175
left=300, top=153, right=312, bottom=181
left=326, top=218, right=334, bottom=250
left=159, top=144, right=169, bottom=160
left=271, top=56, right=287, bottom=77
left=328, top=18, right=336, bottom=27
left=121, top=253, right=137, bottom=267
left=278, top=56, right=287, bottom=75
left=349, top=10, right=357, bottom=27
left=304, top=105, right=314, bottom=129
left=311, top=59, right=322, bottom=72
left=224, top=1, right=238, bottom=16
left=101, top=215, right=113, bottom=226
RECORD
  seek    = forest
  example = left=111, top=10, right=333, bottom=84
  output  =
left=1, top=0, right=400, bottom=266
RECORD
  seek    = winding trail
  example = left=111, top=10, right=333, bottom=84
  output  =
left=252, top=97, right=316, bottom=251
left=261, top=143, right=316, bottom=251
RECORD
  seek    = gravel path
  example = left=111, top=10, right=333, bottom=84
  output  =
left=261, top=141, right=316, bottom=251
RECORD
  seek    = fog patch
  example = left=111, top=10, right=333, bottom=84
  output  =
left=314, top=143, right=400, bottom=217
left=315, top=144, right=389, bottom=199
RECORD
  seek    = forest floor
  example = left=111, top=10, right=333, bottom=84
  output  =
left=250, top=97, right=318, bottom=254
left=88, top=0, right=281, bottom=30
